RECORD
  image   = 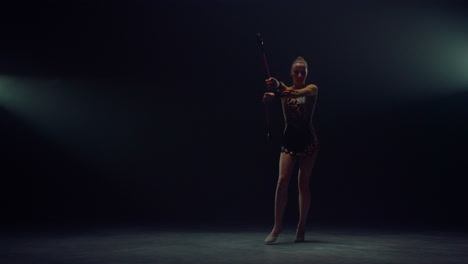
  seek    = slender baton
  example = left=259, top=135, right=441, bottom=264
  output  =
left=256, top=33, right=272, bottom=141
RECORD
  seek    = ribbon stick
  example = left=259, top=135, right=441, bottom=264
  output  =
left=257, top=33, right=272, bottom=141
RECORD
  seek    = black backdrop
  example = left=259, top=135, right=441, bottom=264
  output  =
left=1, top=0, right=467, bottom=229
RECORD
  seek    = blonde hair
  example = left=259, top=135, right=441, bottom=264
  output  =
left=291, top=56, right=308, bottom=69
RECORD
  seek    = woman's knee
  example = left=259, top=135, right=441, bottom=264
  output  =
left=298, top=180, right=310, bottom=192
left=277, top=176, right=291, bottom=187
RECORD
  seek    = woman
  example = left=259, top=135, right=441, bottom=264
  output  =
left=262, top=56, right=319, bottom=244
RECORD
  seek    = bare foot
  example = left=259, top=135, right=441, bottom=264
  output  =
left=295, top=225, right=306, bottom=242
left=264, top=226, right=282, bottom=244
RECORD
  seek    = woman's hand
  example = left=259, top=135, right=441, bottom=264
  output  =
left=262, top=92, right=275, bottom=103
left=265, top=77, right=280, bottom=90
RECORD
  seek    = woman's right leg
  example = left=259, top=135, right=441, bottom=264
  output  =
left=266, top=152, right=296, bottom=242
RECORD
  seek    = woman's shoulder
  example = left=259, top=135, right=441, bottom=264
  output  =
left=305, top=84, right=318, bottom=97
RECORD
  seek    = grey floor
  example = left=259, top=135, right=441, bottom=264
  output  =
left=1, top=225, right=467, bottom=264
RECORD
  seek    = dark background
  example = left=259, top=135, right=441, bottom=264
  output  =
left=1, top=0, right=467, bottom=230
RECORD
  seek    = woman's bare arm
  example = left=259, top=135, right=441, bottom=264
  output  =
left=282, top=84, right=318, bottom=98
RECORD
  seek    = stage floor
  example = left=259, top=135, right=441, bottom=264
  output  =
left=1, top=225, right=467, bottom=264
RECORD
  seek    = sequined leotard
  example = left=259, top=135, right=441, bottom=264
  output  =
left=280, top=93, right=319, bottom=157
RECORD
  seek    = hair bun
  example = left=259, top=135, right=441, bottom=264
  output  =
left=293, top=56, right=308, bottom=68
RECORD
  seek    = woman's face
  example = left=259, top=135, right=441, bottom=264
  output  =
left=290, top=63, right=308, bottom=83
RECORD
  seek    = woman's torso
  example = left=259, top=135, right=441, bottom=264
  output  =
left=281, top=93, right=317, bottom=137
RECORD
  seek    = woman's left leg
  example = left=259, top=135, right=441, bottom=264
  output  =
left=296, top=149, right=319, bottom=241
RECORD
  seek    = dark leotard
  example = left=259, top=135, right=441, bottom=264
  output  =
left=280, top=94, right=319, bottom=157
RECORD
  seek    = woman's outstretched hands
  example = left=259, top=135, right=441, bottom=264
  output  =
left=265, top=77, right=280, bottom=90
